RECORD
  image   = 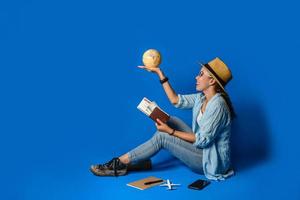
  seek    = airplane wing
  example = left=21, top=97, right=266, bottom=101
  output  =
left=159, top=184, right=168, bottom=186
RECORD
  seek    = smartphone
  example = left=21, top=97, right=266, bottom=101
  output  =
left=188, top=179, right=210, bottom=190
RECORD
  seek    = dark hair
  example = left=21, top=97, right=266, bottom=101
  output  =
left=216, top=86, right=236, bottom=119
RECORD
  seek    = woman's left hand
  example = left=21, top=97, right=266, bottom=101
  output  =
left=155, top=118, right=173, bottom=134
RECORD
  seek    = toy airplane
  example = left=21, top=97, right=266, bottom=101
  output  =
left=159, top=179, right=180, bottom=190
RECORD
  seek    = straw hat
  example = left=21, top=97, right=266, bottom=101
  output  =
left=200, top=57, right=232, bottom=91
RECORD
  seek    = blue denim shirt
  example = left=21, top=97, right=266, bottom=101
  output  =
left=174, top=92, right=234, bottom=180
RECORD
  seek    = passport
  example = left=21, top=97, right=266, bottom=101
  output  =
left=137, top=97, right=170, bottom=123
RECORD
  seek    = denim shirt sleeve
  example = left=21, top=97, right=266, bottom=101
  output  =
left=174, top=93, right=198, bottom=109
left=193, top=102, right=226, bottom=148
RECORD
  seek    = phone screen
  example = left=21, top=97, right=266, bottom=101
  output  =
left=188, top=179, right=210, bottom=190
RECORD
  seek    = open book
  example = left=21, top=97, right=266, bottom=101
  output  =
left=137, top=97, right=170, bottom=123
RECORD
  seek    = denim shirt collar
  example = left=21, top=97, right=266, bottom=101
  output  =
left=192, top=92, right=221, bottom=132
left=201, top=92, right=221, bottom=106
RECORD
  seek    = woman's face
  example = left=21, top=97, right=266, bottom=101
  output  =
left=195, top=67, right=212, bottom=91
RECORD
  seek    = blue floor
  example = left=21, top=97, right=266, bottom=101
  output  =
left=9, top=149, right=298, bottom=200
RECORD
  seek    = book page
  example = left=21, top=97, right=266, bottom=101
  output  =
left=137, top=97, right=155, bottom=116
left=148, top=101, right=157, bottom=111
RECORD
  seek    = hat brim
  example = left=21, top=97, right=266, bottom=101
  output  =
left=199, top=62, right=226, bottom=92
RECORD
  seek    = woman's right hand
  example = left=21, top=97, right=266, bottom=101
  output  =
left=137, top=66, right=161, bottom=74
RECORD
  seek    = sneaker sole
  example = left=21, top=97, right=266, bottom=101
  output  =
left=90, top=167, right=127, bottom=176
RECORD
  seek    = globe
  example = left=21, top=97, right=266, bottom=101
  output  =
left=142, top=49, right=162, bottom=69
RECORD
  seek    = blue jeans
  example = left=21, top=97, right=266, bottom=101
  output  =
left=128, top=116, right=203, bottom=174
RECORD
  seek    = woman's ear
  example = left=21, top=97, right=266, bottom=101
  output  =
left=209, top=78, right=216, bottom=85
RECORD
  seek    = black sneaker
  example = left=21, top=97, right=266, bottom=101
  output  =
left=90, top=157, right=128, bottom=176
left=127, top=159, right=152, bottom=171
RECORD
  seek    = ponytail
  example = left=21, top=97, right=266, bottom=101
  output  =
left=216, top=86, right=236, bottom=119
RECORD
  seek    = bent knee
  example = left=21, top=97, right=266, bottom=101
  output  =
left=153, top=131, right=170, bottom=141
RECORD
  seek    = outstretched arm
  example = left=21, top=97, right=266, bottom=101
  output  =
left=138, top=66, right=179, bottom=105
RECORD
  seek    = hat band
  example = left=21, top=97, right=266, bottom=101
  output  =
left=203, top=63, right=226, bottom=86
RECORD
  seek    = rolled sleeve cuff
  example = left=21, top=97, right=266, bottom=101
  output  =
left=193, top=133, right=209, bottom=149
left=174, top=94, right=183, bottom=108
left=193, top=133, right=201, bottom=147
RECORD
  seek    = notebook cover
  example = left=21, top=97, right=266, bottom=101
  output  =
left=126, top=176, right=163, bottom=190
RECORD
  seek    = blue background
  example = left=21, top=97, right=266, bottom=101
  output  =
left=1, top=0, right=300, bottom=199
